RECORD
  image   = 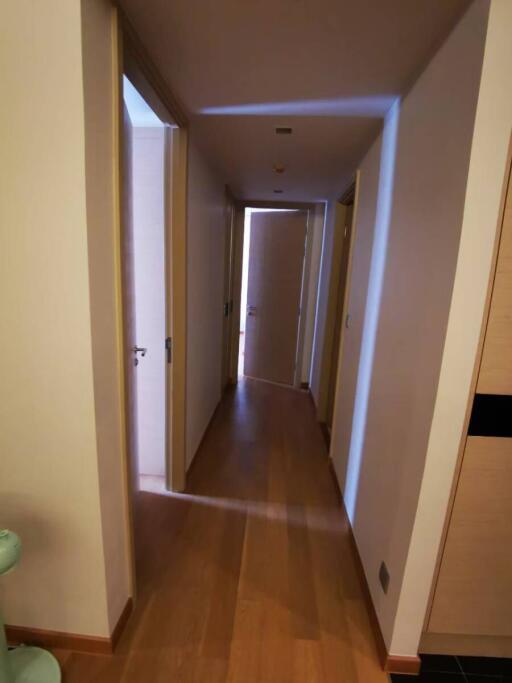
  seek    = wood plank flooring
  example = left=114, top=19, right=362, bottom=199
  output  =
left=57, top=378, right=390, bottom=682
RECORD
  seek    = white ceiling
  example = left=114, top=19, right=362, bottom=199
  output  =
left=119, top=0, right=471, bottom=201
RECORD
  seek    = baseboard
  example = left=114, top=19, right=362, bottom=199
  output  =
left=6, top=597, right=133, bottom=655
left=327, top=460, right=421, bottom=676
left=385, top=655, right=422, bottom=675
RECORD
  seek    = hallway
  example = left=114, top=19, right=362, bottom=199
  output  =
left=58, top=379, right=388, bottom=682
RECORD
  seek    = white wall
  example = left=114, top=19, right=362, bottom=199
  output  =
left=132, top=126, right=166, bottom=477
left=0, top=0, right=118, bottom=637
left=301, top=203, right=326, bottom=384
left=391, top=0, right=512, bottom=656
left=186, top=139, right=227, bottom=468
left=329, top=0, right=489, bottom=654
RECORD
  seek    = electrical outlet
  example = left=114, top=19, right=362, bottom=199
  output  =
left=379, top=561, right=390, bottom=594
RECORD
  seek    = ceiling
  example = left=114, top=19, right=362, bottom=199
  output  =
left=119, top=0, right=471, bottom=201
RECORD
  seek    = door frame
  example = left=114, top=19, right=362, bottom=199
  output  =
left=317, top=173, right=360, bottom=441
left=221, top=186, right=236, bottom=391
left=113, top=7, right=188, bottom=593
left=227, top=200, right=315, bottom=388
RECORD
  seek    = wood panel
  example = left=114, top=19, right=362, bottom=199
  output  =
left=477, top=165, right=512, bottom=394
left=429, top=436, right=512, bottom=636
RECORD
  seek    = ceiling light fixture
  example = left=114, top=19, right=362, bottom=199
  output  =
left=273, top=163, right=285, bottom=174
left=273, top=189, right=284, bottom=194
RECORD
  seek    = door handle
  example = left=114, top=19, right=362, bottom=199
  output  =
left=247, top=305, right=256, bottom=317
left=133, top=346, right=147, bottom=357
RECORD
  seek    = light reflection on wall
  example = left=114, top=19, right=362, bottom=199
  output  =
left=343, top=98, right=401, bottom=522
left=199, top=96, right=397, bottom=118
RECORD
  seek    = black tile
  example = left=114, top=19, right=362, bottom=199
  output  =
left=421, top=654, right=461, bottom=673
left=466, top=676, right=503, bottom=683
left=458, top=656, right=512, bottom=677
left=390, top=676, right=418, bottom=682
left=468, top=394, right=512, bottom=437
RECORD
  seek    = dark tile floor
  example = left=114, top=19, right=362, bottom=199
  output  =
left=391, top=654, right=512, bottom=683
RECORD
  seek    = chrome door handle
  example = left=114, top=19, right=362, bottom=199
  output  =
left=133, top=346, right=147, bottom=357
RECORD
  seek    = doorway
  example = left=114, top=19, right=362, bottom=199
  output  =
left=316, top=177, right=359, bottom=442
left=237, top=208, right=309, bottom=387
left=325, top=198, right=355, bottom=433
left=123, top=76, right=169, bottom=493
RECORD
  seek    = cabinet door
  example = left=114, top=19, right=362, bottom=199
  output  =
left=477, top=174, right=512, bottom=394
left=429, top=436, right=512, bottom=636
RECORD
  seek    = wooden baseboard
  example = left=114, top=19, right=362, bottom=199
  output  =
left=6, top=597, right=133, bottom=655
left=385, top=655, right=422, bottom=675
left=327, top=460, right=421, bottom=676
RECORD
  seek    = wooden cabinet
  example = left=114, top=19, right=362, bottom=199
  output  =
left=423, top=158, right=512, bottom=655
left=429, top=436, right=512, bottom=637
left=478, top=182, right=512, bottom=394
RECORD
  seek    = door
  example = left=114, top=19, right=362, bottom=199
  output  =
left=121, top=103, right=139, bottom=494
left=244, top=210, right=307, bottom=385
left=221, top=190, right=235, bottom=389
left=131, top=126, right=166, bottom=478
left=326, top=202, right=354, bottom=431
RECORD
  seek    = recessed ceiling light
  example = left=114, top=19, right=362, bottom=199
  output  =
left=273, top=189, right=283, bottom=194
left=275, top=127, right=292, bottom=135
left=273, top=163, right=285, bottom=174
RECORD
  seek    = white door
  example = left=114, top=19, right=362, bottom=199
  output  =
left=132, top=126, right=166, bottom=477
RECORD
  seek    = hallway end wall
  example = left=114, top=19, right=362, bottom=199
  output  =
left=186, top=140, right=227, bottom=469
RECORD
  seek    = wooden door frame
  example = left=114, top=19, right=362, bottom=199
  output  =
left=113, top=6, right=188, bottom=594
left=317, top=173, right=360, bottom=438
left=221, top=186, right=236, bottom=391
left=227, top=200, right=315, bottom=388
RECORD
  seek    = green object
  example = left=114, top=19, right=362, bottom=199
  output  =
left=0, top=530, right=61, bottom=683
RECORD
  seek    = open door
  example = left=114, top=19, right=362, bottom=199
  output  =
left=121, top=103, right=139, bottom=497
left=244, top=210, right=307, bottom=386
left=326, top=201, right=355, bottom=431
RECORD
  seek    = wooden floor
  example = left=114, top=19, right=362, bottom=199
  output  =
left=58, top=379, right=389, bottom=682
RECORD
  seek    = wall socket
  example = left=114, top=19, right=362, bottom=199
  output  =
left=379, top=561, right=390, bottom=594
